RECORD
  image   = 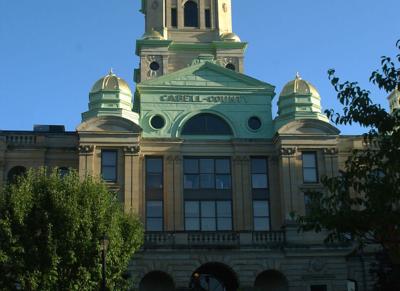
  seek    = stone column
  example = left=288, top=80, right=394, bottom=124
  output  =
left=138, top=155, right=145, bottom=224
left=177, top=0, right=184, bottom=28
left=268, top=156, right=282, bottom=230
left=232, top=156, right=243, bottom=230
left=165, top=155, right=175, bottom=231
left=199, top=0, right=206, bottom=29
left=279, top=147, right=297, bottom=222
left=241, top=156, right=252, bottom=231
left=124, top=146, right=140, bottom=214
left=78, top=145, right=95, bottom=180
left=173, top=155, right=184, bottom=231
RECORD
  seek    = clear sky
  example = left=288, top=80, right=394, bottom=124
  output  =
left=0, top=0, right=398, bottom=134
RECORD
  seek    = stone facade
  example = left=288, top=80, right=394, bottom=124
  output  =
left=0, top=1, right=380, bottom=291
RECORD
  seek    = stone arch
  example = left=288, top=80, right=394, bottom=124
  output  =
left=189, top=262, right=239, bottom=291
left=139, top=270, right=175, bottom=291
left=7, top=166, right=27, bottom=184
left=254, top=269, right=289, bottom=291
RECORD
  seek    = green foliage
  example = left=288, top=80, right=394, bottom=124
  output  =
left=0, top=168, right=144, bottom=290
left=298, top=40, right=400, bottom=266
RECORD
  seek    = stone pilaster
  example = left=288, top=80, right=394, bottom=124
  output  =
left=173, top=155, right=184, bottom=231
left=240, top=156, right=252, bottom=231
left=124, top=146, right=140, bottom=214
left=232, top=156, right=244, bottom=230
left=199, top=0, right=206, bottom=29
left=279, top=147, right=297, bottom=222
left=165, top=155, right=175, bottom=231
left=323, top=147, right=339, bottom=178
left=78, top=145, right=95, bottom=179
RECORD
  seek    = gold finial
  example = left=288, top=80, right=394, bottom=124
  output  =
left=109, top=68, right=115, bottom=76
left=296, top=72, right=302, bottom=80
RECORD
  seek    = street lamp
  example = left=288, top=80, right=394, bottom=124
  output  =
left=100, top=234, right=109, bottom=291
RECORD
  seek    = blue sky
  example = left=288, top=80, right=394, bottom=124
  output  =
left=0, top=0, right=398, bottom=134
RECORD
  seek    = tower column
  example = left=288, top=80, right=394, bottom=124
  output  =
left=199, top=0, right=206, bottom=29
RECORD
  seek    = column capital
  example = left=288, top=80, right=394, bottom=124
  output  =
left=124, top=145, right=140, bottom=155
left=78, top=145, right=94, bottom=154
left=280, top=147, right=297, bottom=156
left=323, top=147, right=338, bottom=156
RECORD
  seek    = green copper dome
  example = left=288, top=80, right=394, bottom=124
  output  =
left=82, top=70, right=139, bottom=124
left=388, top=88, right=400, bottom=113
left=274, top=73, right=329, bottom=131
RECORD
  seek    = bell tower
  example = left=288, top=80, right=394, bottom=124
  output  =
left=136, top=0, right=247, bottom=83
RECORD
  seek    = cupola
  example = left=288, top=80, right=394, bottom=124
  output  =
left=82, top=70, right=139, bottom=124
left=274, top=73, right=329, bottom=131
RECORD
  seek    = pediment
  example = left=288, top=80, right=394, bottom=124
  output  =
left=77, top=116, right=142, bottom=133
left=278, top=119, right=340, bottom=135
left=139, top=62, right=274, bottom=91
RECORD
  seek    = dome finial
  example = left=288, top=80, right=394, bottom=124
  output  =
left=109, top=68, right=115, bottom=76
left=296, top=72, right=302, bottom=80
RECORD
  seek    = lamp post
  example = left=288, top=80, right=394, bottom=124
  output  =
left=100, top=234, right=109, bottom=291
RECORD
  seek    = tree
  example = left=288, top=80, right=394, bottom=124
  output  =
left=0, top=168, right=144, bottom=290
left=298, top=40, right=400, bottom=289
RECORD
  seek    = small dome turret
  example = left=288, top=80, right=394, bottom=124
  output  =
left=220, top=32, right=241, bottom=42
left=82, top=70, right=139, bottom=124
left=388, top=88, right=400, bottom=114
left=274, top=73, right=329, bottom=130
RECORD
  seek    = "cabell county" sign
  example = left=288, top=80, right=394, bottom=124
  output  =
left=160, top=95, right=244, bottom=103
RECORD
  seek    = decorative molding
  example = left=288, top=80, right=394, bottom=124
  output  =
left=280, top=147, right=297, bottom=156
left=308, top=258, right=326, bottom=273
left=124, top=146, right=140, bottom=155
left=233, top=156, right=250, bottom=162
left=323, top=147, right=338, bottom=155
left=78, top=145, right=94, bottom=154
left=145, top=55, right=163, bottom=78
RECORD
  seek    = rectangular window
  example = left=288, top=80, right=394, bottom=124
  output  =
left=185, top=200, right=232, bottom=231
left=171, top=8, right=177, bottom=27
left=205, top=9, right=211, bottom=28
left=184, top=158, right=231, bottom=190
left=146, top=157, right=163, bottom=231
left=251, top=158, right=270, bottom=231
left=101, top=150, right=117, bottom=182
left=302, top=152, right=318, bottom=183
left=304, top=193, right=312, bottom=216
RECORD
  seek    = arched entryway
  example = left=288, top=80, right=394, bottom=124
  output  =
left=254, top=270, right=288, bottom=291
left=7, top=166, right=27, bottom=184
left=139, top=271, right=175, bottom=291
left=189, top=262, right=239, bottom=291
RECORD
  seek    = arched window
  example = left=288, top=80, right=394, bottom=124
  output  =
left=182, top=113, right=233, bottom=135
left=184, top=1, right=199, bottom=27
left=139, top=271, right=175, bottom=291
left=254, top=270, right=289, bottom=291
left=7, top=166, right=27, bottom=184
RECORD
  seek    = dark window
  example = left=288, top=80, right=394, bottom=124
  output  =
left=205, top=9, right=211, bottom=28
left=302, top=152, right=318, bottom=183
left=101, top=150, right=117, bottom=182
left=184, top=1, right=199, bottom=27
left=185, top=200, right=232, bottom=231
left=150, top=115, right=165, bottom=129
left=184, top=158, right=231, bottom=190
left=171, top=8, right=177, bottom=27
left=310, top=285, right=327, bottom=291
left=146, top=157, right=163, bottom=231
left=248, top=116, right=262, bottom=130
left=225, top=63, right=236, bottom=71
left=58, top=167, right=69, bottom=178
left=251, top=158, right=270, bottom=231
left=182, top=113, right=233, bottom=135
left=304, top=193, right=312, bottom=216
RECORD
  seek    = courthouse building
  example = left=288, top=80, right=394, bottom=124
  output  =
left=2, top=0, right=397, bottom=290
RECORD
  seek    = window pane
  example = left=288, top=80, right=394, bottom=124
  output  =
left=200, top=174, right=214, bottom=188
left=303, top=153, right=316, bottom=168
left=216, top=159, right=230, bottom=174
left=251, top=158, right=267, bottom=173
left=184, top=0, right=199, bottom=27
left=102, top=167, right=116, bottom=181
left=304, top=169, right=318, bottom=183
left=310, top=285, right=327, bottom=291
left=147, top=158, right=162, bottom=173
left=147, top=218, right=163, bottom=231
left=171, top=8, right=177, bottom=27
left=200, top=159, right=214, bottom=173
left=201, top=201, right=215, bottom=217
left=217, top=201, right=232, bottom=217
left=253, top=201, right=269, bottom=217
left=201, top=218, right=216, bottom=231
left=185, top=201, right=199, bottom=217
left=184, top=174, right=199, bottom=189
left=184, top=159, right=198, bottom=174
left=216, top=175, right=231, bottom=189
left=252, top=174, right=268, bottom=189
left=147, top=201, right=163, bottom=217
left=254, top=218, right=270, bottom=231
left=217, top=218, right=232, bottom=230
left=102, top=151, right=117, bottom=166
left=147, top=174, right=163, bottom=189
left=205, top=9, right=211, bottom=28
left=186, top=218, right=200, bottom=231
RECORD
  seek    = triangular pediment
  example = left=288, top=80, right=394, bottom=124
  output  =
left=139, top=62, right=274, bottom=92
